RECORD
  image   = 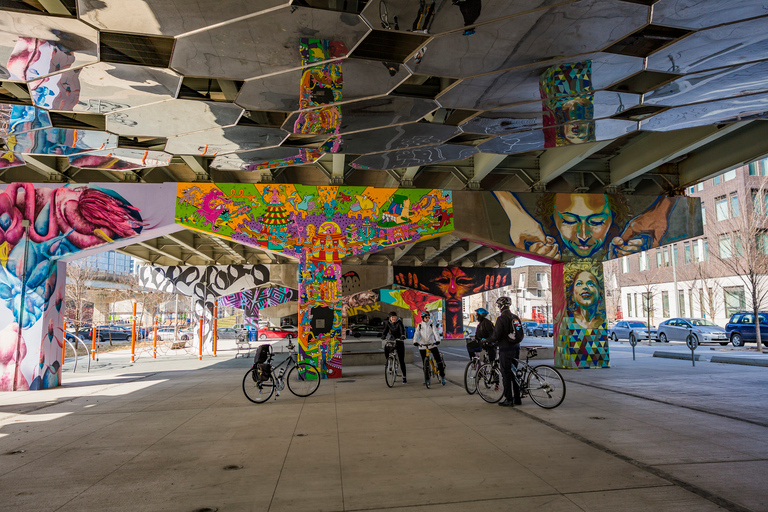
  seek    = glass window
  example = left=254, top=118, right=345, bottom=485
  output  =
left=642, top=293, right=652, bottom=316
left=662, top=291, right=669, bottom=318
left=689, top=289, right=695, bottom=317
left=688, top=186, right=695, bottom=194
left=758, top=232, right=768, bottom=255
left=684, top=244, right=691, bottom=264
left=719, top=235, right=732, bottom=258
left=725, top=287, right=746, bottom=317
left=701, top=203, right=706, bottom=225
left=673, top=245, right=679, bottom=266
left=697, top=183, right=704, bottom=191
left=724, top=169, right=736, bottom=181
left=678, top=290, right=686, bottom=317
left=536, top=273, right=544, bottom=282
left=715, top=196, right=728, bottom=221
left=703, top=239, right=709, bottom=261
left=735, top=234, right=743, bottom=256
left=663, top=248, right=670, bottom=267
left=691, top=319, right=716, bottom=327
left=621, top=256, right=629, bottom=274
left=656, top=250, right=662, bottom=268
left=730, top=194, right=740, bottom=218
left=752, top=190, right=761, bottom=214
left=627, top=295, right=632, bottom=318
left=634, top=293, right=640, bottom=317
left=693, top=241, right=700, bottom=263
left=714, top=175, right=721, bottom=185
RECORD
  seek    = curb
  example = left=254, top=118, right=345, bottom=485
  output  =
left=653, top=350, right=768, bottom=367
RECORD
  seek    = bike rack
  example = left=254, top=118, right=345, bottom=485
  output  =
left=64, top=336, right=91, bottom=373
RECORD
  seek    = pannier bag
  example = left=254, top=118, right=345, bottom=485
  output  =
left=466, top=338, right=482, bottom=351
left=384, top=341, right=396, bottom=358
left=253, top=343, right=272, bottom=364
left=255, top=363, right=272, bottom=382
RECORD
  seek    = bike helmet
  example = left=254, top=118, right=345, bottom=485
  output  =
left=420, top=311, right=431, bottom=319
left=496, top=296, right=512, bottom=309
left=475, top=308, right=488, bottom=318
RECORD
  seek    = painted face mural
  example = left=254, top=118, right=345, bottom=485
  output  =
left=540, top=61, right=595, bottom=148
left=553, top=194, right=612, bottom=258
left=176, top=183, right=453, bottom=376
left=393, top=267, right=509, bottom=338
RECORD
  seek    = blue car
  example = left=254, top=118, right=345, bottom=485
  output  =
left=725, top=312, right=768, bottom=347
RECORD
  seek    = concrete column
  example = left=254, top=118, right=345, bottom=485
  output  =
left=298, top=260, right=342, bottom=378
left=551, top=260, right=610, bottom=369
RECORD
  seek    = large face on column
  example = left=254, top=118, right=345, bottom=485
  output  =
left=553, top=194, right=612, bottom=259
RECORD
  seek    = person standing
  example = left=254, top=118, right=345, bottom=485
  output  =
left=471, top=307, right=496, bottom=362
left=413, top=311, right=446, bottom=386
left=381, top=311, right=407, bottom=384
left=486, top=296, right=524, bottom=407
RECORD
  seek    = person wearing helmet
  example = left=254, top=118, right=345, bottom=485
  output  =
left=487, top=296, right=524, bottom=407
left=381, top=311, right=407, bottom=383
left=471, top=307, right=497, bottom=363
left=413, top=311, right=446, bottom=385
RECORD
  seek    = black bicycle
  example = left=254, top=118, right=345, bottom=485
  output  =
left=463, top=337, right=489, bottom=395
left=384, top=337, right=404, bottom=388
left=242, top=342, right=321, bottom=404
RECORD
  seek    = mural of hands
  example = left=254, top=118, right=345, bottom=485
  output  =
left=394, top=271, right=429, bottom=291
left=474, top=272, right=509, bottom=293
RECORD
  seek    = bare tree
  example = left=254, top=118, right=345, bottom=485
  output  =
left=603, top=259, right=622, bottom=323
left=65, top=262, right=98, bottom=343
left=678, top=262, right=724, bottom=322
left=633, top=260, right=663, bottom=341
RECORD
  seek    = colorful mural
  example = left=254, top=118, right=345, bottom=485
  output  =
left=0, top=184, right=154, bottom=390
left=379, top=288, right=443, bottom=325
left=540, top=61, right=595, bottom=148
left=176, top=183, right=453, bottom=376
left=393, top=267, right=510, bottom=339
left=219, top=287, right=296, bottom=327
left=491, top=192, right=702, bottom=368
left=342, top=290, right=380, bottom=329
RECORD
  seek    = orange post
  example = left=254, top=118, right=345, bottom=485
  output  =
left=198, top=318, right=203, bottom=360
left=91, top=325, right=97, bottom=360
left=62, top=319, right=67, bottom=366
left=131, top=302, right=137, bottom=363
left=213, top=305, right=218, bottom=357
left=153, top=318, right=158, bottom=359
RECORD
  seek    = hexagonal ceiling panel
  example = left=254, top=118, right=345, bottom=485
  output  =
left=105, top=99, right=243, bottom=137
left=7, top=128, right=117, bottom=156
left=210, top=147, right=325, bottom=171
left=350, top=144, right=478, bottom=170
left=68, top=149, right=172, bottom=170
left=165, top=126, right=288, bottom=156
left=339, top=122, right=461, bottom=154
left=651, top=0, right=768, bottom=30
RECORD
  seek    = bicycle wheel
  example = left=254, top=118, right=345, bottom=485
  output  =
left=476, top=364, right=503, bottom=403
left=242, top=368, right=275, bottom=404
left=287, top=363, right=321, bottom=397
left=385, top=356, right=397, bottom=388
left=527, top=365, right=566, bottom=409
left=463, top=359, right=480, bottom=395
left=423, top=357, right=431, bottom=389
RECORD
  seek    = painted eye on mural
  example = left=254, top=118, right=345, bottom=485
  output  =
left=587, top=216, right=608, bottom=227
left=456, top=277, right=473, bottom=286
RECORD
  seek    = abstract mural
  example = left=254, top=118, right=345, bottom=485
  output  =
left=219, top=287, right=296, bottom=328
left=540, top=61, right=595, bottom=148
left=176, top=183, right=453, bottom=377
left=393, top=267, right=510, bottom=339
left=491, top=192, right=702, bottom=368
left=342, top=290, right=380, bottom=331
left=379, top=288, right=443, bottom=325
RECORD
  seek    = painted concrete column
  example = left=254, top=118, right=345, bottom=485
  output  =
left=552, top=260, right=609, bottom=368
left=298, top=260, right=342, bottom=377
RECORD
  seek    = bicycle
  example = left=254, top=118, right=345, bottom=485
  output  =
left=242, top=341, right=321, bottom=404
left=463, top=338, right=489, bottom=395
left=476, top=346, right=566, bottom=409
left=415, top=341, right=444, bottom=388
left=384, top=337, right=404, bottom=388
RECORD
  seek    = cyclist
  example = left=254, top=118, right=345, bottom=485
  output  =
left=413, top=311, right=446, bottom=385
left=470, top=307, right=496, bottom=362
left=381, top=311, right=407, bottom=384
left=486, top=296, right=524, bottom=407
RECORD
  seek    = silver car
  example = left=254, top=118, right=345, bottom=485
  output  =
left=657, top=318, right=729, bottom=346
left=609, top=320, right=657, bottom=342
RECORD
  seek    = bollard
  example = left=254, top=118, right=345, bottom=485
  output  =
left=629, top=332, right=637, bottom=361
left=91, top=325, right=97, bottom=361
left=213, top=305, right=218, bottom=357
left=153, top=318, right=158, bottom=359
left=686, top=332, right=698, bottom=367
left=131, top=302, right=137, bottom=363
left=199, top=318, right=203, bottom=361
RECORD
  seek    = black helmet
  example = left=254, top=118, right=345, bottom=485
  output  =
left=388, top=311, right=397, bottom=317
left=496, top=296, right=512, bottom=309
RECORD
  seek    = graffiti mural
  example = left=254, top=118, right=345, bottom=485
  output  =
left=218, top=287, right=296, bottom=327
left=393, top=267, right=510, bottom=338
left=379, top=288, right=442, bottom=325
left=0, top=184, right=154, bottom=390
left=138, top=265, right=271, bottom=351
left=540, top=61, right=595, bottom=148
left=176, top=183, right=453, bottom=376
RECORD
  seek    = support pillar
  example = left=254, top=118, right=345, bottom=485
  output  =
left=298, top=260, right=342, bottom=378
left=551, top=260, right=609, bottom=369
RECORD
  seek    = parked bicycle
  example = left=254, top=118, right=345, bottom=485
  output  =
left=476, top=345, right=566, bottom=409
left=242, top=342, right=321, bottom=404
left=463, top=337, right=489, bottom=395
left=415, top=341, right=444, bottom=389
left=384, top=337, right=404, bottom=388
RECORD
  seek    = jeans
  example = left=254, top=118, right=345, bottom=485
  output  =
left=499, top=346, right=520, bottom=402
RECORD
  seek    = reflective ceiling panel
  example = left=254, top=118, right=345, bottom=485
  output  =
left=0, top=104, right=52, bottom=136
left=646, top=17, right=768, bottom=75
left=350, top=144, right=478, bottom=170
left=0, top=13, right=99, bottom=82
left=406, top=0, right=649, bottom=78
left=640, top=92, right=768, bottom=132
left=0, top=152, right=24, bottom=169
left=68, top=148, right=172, bottom=170
left=165, top=125, right=289, bottom=156
left=171, top=6, right=369, bottom=80
left=77, top=0, right=290, bottom=37
left=438, top=53, right=642, bottom=110
left=282, top=96, right=438, bottom=134
left=30, top=62, right=182, bottom=112
left=105, top=99, right=244, bottom=137
left=210, top=147, right=325, bottom=171
left=340, top=122, right=460, bottom=154
left=651, top=0, right=768, bottom=30
left=644, top=61, right=768, bottom=108
left=7, top=128, right=118, bottom=155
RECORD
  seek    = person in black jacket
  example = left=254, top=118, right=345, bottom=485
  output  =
left=486, top=296, right=524, bottom=407
left=381, top=312, right=408, bottom=383
left=471, top=307, right=496, bottom=363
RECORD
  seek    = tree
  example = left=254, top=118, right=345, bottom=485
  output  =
left=678, top=262, right=724, bottom=322
left=633, top=259, right=662, bottom=342
left=65, top=262, right=98, bottom=344
left=603, top=259, right=622, bottom=322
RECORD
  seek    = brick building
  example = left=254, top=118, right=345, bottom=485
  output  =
left=465, top=264, right=552, bottom=322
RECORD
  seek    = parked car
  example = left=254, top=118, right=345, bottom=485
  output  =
left=609, top=320, right=657, bottom=342
left=216, top=327, right=240, bottom=339
left=77, top=326, right=132, bottom=343
left=348, top=324, right=384, bottom=338
left=280, top=325, right=298, bottom=334
left=523, top=321, right=538, bottom=336
left=725, top=312, right=768, bottom=347
left=533, top=323, right=553, bottom=337
left=156, top=327, right=192, bottom=341
left=258, top=326, right=295, bottom=340
left=657, top=318, right=729, bottom=345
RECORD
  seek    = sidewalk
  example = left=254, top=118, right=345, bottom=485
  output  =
left=0, top=346, right=765, bottom=511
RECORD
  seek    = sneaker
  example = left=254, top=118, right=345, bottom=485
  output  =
left=441, top=377, right=446, bottom=386
left=402, top=377, right=407, bottom=384
left=498, top=400, right=512, bottom=407
left=514, top=398, right=522, bottom=405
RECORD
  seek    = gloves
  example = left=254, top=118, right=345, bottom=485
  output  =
left=413, top=342, right=418, bottom=347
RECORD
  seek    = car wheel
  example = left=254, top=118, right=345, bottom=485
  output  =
left=658, top=332, right=668, bottom=343
left=611, top=333, right=618, bottom=342
left=354, top=333, right=361, bottom=338
left=96, top=336, right=103, bottom=343
left=259, top=334, right=267, bottom=340
left=731, top=333, right=744, bottom=347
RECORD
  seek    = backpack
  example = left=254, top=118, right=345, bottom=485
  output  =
left=507, top=317, right=524, bottom=344
left=253, top=344, right=272, bottom=364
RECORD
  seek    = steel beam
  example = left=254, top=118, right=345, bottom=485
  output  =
left=539, top=140, right=612, bottom=184
left=164, top=232, right=215, bottom=262
left=467, top=153, right=506, bottom=190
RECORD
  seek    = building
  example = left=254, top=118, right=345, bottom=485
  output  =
left=81, top=251, right=135, bottom=275
left=465, top=264, right=552, bottom=322
left=614, top=161, right=768, bottom=326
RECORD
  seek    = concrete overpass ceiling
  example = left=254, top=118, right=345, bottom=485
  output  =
left=0, top=1, right=766, bottom=195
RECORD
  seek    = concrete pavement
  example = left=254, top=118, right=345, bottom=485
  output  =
left=0, top=340, right=766, bottom=511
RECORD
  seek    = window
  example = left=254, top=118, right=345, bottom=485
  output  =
left=757, top=232, right=768, bottom=255
left=688, top=186, right=695, bottom=194
left=693, top=241, right=700, bottom=263
left=621, top=256, right=629, bottom=274
left=724, top=169, right=736, bottom=181
left=639, top=251, right=648, bottom=271
left=673, top=245, right=679, bottom=266
left=642, top=293, right=652, bottom=316
left=703, top=238, right=709, bottom=261
left=678, top=290, right=686, bottom=317
left=536, top=273, right=544, bottom=282
left=719, top=235, right=732, bottom=258
left=730, top=193, right=740, bottom=218
left=663, top=248, right=670, bottom=267
left=662, top=291, right=669, bottom=318
left=634, top=293, right=640, bottom=317
left=714, top=175, right=721, bottom=185
left=699, top=288, right=706, bottom=318
left=536, top=289, right=544, bottom=297
left=734, top=234, right=743, bottom=256
left=697, top=183, right=704, bottom=191
left=751, top=189, right=768, bottom=215
left=701, top=203, right=706, bottom=225
left=715, top=196, right=728, bottom=221
left=684, top=243, right=691, bottom=264
left=627, top=295, right=632, bottom=318
left=725, top=286, right=746, bottom=317
left=689, top=289, right=695, bottom=317
left=749, top=159, right=768, bottom=176
left=656, top=250, right=662, bottom=268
